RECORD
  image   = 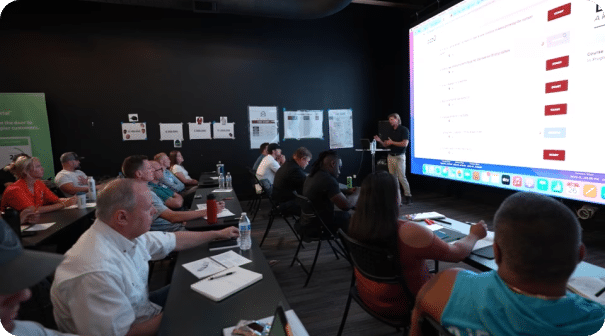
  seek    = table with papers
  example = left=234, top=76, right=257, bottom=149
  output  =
left=185, top=187, right=242, bottom=231
left=159, top=238, right=299, bottom=335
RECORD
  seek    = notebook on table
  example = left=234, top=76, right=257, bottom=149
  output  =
left=191, top=266, right=263, bottom=302
left=434, top=227, right=466, bottom=243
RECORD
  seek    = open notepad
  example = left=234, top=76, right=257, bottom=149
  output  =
left=191, top=266, right=263, bottom=302
left=567, top=277, right=605, bottom=305
left=182, top=250, right=252, bottom=279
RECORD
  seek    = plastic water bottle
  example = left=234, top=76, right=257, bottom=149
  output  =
left=238, top=212, right=251, bottom=250
left=218, top=173, right=225, bottom=189
left=225, top=172, right=232, bottom=189
left=216, top=161, right=224, bottom=176
left=87, top=177, right=96, bottom=202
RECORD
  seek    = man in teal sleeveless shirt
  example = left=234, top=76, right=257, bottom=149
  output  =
left=410, top=192, right=605, bottom=336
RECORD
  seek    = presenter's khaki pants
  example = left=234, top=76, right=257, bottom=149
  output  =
left=387, top=154, right=411, bottom=197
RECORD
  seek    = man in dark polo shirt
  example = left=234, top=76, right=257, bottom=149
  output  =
left=374, top=113, right=412, bottom=204
left=302, top=150, right=357, bottom=236
left=272, top=147, right=312, bottom=216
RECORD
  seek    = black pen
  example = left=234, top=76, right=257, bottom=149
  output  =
left=595, top=286, right=605, bottom=297
left=209, top=271, right=235, bottom=281
left=432, top=218, right=451, bottom=225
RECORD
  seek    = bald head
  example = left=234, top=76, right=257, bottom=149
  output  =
left=494, top=192, right=582, bottom=282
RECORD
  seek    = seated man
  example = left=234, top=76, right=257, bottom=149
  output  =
left=252, top=142, right=269, bottom=172
left=153, top=152, right=185, bottom=193
left=122, top=155, right=223, bottom=232
left=410, top=192, right=605, bottom=336
left=0, top=218, right=77, bottom=336
left=148, top=160, right=184, bottom=210
left=272, top=147, right=312, bottom=216
left=255, top=143, right=285, bottom=193
left=54, top=152, right=89, bottom=197
left=51, top=178, right=239, bottom=336
left=302, top=150, right=357, bottom=236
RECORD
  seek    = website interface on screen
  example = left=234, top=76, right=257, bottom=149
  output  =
left=410, top=0, right=605, bottom=204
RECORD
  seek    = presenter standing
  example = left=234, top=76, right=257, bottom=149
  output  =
left=374, top=113, right=412, bottom=205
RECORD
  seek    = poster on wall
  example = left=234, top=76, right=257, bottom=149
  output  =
left=213, top=117, right=235, bottom=139
left=328, top=109, right=353, bottom=149
left=283, top=110, right=323, bottom=140
left=188, top=119, right=212, bottom=140
left=122, top=122, right=148, bottom=141
left=248, top=106, right=279, bottom=149
left=0, top=93, right=55, bottom=178
left=159, top=123, right=184, bottom=141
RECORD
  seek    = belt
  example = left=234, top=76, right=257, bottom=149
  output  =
left=389, top=153, right=404, bottom=156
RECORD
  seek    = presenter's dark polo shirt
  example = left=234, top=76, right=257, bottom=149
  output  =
left=386, top=125, right=410, bottom=156
left=272, top=159, right=306, bottom=204
left=303, top=170, right=340, bottom=226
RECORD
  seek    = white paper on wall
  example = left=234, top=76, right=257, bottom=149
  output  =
left=283, top=110, right=323, bottom=140
left=159, top=123, right=184, bottom=141
left=249, top=106, right=279, bottom=149
left=122, top=122, right=147, bottom=141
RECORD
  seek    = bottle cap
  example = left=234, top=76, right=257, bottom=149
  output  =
left=207, top=193, right=216, bottom=200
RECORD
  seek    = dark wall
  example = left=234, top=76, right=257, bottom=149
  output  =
left=0, top=0, right=409, bottom=198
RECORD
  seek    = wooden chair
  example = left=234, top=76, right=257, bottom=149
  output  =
left=419, top=314, right=455, bottom=336
left=336, top=229, right=414, bottom=336
left=290, top=194, right=346, bottom=287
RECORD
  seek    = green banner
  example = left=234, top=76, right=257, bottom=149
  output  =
left=0, top=93, right=54, bottom=179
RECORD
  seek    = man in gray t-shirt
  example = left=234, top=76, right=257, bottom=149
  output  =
left=55, top=152, right=89, bottom=197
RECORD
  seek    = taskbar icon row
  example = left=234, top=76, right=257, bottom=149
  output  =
left=422, top=164, right=605, bottom=200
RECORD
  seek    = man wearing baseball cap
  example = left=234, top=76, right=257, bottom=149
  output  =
left=54, top=152, right=89, bottom=198
left=0, top=218, right=76, bottom=335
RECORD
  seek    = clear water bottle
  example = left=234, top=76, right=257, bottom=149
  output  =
left=218, top=173, right=225, bottom=189
left=238, top=212, right=251, bottom=250
left=225, top=172, right=232, bottom=189
left=216, top=161, right=224, bottom=176
left=87, top=177, right=96, bottom=202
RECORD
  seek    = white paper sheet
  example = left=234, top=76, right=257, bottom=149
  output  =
left=22, top=223, right=55, bottom=231
left=283, top=110, right=323, bottom=139
left=248, top=106, right=279, bottom=149
left=328, top=109, right=353, bottom=149
left=121, top=122, right=147, bottom=141
left=159, top=123, right=184, bottom=141
left=188, top=122, right=212, bottom=140
left=196, top=203, right=236, bottom=219
left=213, top=121, right=235, bottom=139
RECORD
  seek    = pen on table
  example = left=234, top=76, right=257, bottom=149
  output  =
left=209, top=271, right=235, bottom=280
left=433, top=218, right=451, bottom=225
left=595, top=286, right=605, bottom=297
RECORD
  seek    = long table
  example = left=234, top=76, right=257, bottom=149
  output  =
left=439, top=217, right=605, bottom=278
left=158, top=238, right=292, bottom=335
left=22, top=206, right=96, bottom=252
left=185, top=187, right=243, bottom=232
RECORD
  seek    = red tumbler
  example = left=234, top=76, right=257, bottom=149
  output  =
left=206, top=193, right=218, bottom=224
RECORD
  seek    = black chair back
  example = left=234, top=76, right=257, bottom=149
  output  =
left=1, top=207, right=21, bottom=239
left=295, top=194, right=334, bottom=239
left=338, top=229, right=414, bottom=299
left=419, top=314, right=455, bottom=336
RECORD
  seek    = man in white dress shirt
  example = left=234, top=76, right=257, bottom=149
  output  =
left=0, top=215, right=76, bottom=336
left=50, top=178, right=239, bottom=336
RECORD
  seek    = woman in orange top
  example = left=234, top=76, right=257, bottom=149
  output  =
left=0, top=157, right=76, bottom=213
left=347, top=171, right=487, bottom=319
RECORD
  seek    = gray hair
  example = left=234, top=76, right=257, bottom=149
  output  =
left=494, top=192, right=581, bottom=282
left=95, top=178, right=139, bottom=222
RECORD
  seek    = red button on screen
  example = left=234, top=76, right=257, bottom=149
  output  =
left=545, top=104, right=567, bottom=116
left=548, top=3, right=571, bottom=21
left=546, top=56, right=569, bottom=71
left=543, top=150, right=566, bottom=161
left=545, top=80, right=568, bottom=93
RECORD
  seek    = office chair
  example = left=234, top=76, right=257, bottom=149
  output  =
left=290, top=194, right=346, bottom=287
left=337, top=229, right=414, bottom=336
left=419, top=314, right=455, bottom=336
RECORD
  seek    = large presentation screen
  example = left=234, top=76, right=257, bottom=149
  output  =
left=409, top=0, right=605, bottom=204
